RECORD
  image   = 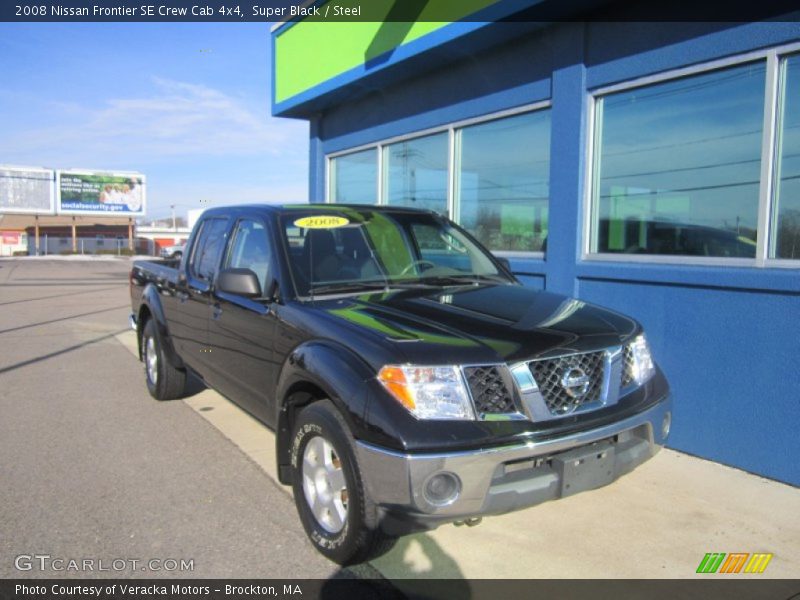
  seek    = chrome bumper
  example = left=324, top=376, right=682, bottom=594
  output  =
left=356, top=396, right=671, bottom=527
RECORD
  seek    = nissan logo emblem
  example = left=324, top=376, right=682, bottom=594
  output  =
left=561, top=366, right=591, bottom=399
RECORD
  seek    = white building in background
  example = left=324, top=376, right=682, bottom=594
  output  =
left=135, top=225, right=192, bottom=255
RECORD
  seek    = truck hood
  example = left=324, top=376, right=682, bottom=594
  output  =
left=311, top=283, right=639, bottom=365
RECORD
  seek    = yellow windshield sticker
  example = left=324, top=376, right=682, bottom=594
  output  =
left=293, top=216, right=350, bottom=229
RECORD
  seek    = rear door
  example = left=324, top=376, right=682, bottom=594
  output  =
left=173, top=217, right=230, bottom=374
left=206, top=217, right=278, bottom=423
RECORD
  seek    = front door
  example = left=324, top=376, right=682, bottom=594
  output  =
left=206, top=217, right=278, bottom=424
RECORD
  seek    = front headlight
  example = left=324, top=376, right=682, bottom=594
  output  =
left=377, top=365, right=475, bottom=420
left=627, top=334, right=656, bottom=385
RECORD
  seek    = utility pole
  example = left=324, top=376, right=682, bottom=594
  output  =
left=171, top=204, right=176, bottom=231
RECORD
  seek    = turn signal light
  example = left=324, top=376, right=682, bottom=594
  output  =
left=377, top=365, right=475, bottom=420
left=377, top=366, right=415, bottom=411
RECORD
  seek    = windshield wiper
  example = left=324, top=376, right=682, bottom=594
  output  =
left=308, top=281, right=391, bottom=295
left=418, top=273, right=510, bottom=286
left=308, top=279, right=442, bottom=296
left=308, top=274, right=509, bottom=296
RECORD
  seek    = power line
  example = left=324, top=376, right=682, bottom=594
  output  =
left=603, top=66, right=763, bottom=108
left=597, top=176, right=798, bottom=199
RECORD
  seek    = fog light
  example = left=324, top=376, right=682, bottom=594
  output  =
left=662, top=411, right=672, bottom=439
left=423, top=472, right=461, bottom=507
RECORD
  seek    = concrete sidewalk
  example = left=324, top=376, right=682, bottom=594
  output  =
left=116, top=330, right=800, bottom=580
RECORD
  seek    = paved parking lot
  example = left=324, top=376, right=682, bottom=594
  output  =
left=1, top=258, right=798, bottom=585
left=0, top=258, right=349, bottom=579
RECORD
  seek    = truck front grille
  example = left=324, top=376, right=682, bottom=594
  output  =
left=463, top=366, right=516, bottom=415
left=528, top=351, right=606, bottom=415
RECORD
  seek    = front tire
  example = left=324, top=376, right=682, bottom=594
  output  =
left=290, top=400, right=396, bottom=565
left=142, top=318, right=187, bottom=401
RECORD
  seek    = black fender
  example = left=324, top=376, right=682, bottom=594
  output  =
left=136, top=283, right=185, bottom=369
left=274, top=339, right=376, bottom=485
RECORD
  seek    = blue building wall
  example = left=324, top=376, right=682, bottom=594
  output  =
left=299, top=20, right=800, bottom=485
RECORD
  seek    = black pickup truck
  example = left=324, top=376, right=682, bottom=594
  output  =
left=129, top=204, right=672, bottom=565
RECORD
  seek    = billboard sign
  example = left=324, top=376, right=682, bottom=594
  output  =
left=57, top=170, right=146, bottom=216
left=0, top=166, right=55, bottom=214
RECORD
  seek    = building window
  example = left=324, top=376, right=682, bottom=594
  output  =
left=774, top=54, right=800, bottom=259
left=383, top=132, right=448, bottom=214
left=591, top=62, right=766, bottom=258
left=326, top=105, right=551, bottom=255
left=457, top=110, right=551, bottom=252
left=329, top=148, right=377, bottom=204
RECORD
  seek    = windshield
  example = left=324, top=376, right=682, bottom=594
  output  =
left=279, top=208, right=513, bottom=297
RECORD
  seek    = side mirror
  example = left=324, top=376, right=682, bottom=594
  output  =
left=496, top=256, right=512, bottom=272
left=217, top=268, right=261, bottom=298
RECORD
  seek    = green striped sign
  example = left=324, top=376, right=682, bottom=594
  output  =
left=696, top=552, right=773, bottom=574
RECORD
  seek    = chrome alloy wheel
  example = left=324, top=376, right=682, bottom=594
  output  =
left=302, top=436, right=348, bottom=534
left=145, top=335, right=158, bottom=385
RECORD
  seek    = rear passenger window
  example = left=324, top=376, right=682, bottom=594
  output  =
left=190, top=218, right=229, bottom=280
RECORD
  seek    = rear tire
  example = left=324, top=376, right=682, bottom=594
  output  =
left=142, top=318, right=187, bottom=401
left=290, top=400, right=396, bottom=565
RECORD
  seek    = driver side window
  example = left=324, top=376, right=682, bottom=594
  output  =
left=225, top=219, right=271, bottom=295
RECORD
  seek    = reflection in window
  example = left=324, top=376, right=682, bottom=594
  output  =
left=330, top=149, right=377, bottom=204
left=383, top=133, right=448, bottom=214
left=593, top=63, right=765, bottom=258
left=412, top=223, right=472, bottom=272
left=457, top=110, right=550, bottom=252
left=775, top=55, right=800, bottom=259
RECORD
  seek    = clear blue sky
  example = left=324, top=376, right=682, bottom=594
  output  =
left=0, top=23, right=309, bottom=221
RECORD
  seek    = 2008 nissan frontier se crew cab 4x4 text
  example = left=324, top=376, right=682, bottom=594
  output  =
left=129, top=204, right=672, bottom=565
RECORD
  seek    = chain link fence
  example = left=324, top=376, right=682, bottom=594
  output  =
left=26, top=236, right=158, bottom=256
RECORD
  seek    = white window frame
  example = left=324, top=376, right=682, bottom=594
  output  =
left=768, top=50, right=800, bottom=267
left=583, top=41, right=800, bottom=268
left=324, top=100, right=551, bottom=257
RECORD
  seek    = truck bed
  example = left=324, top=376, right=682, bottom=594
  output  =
left=130, top=258, right=182, bottom=313
left=132, top=258, right=180, bottom=280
